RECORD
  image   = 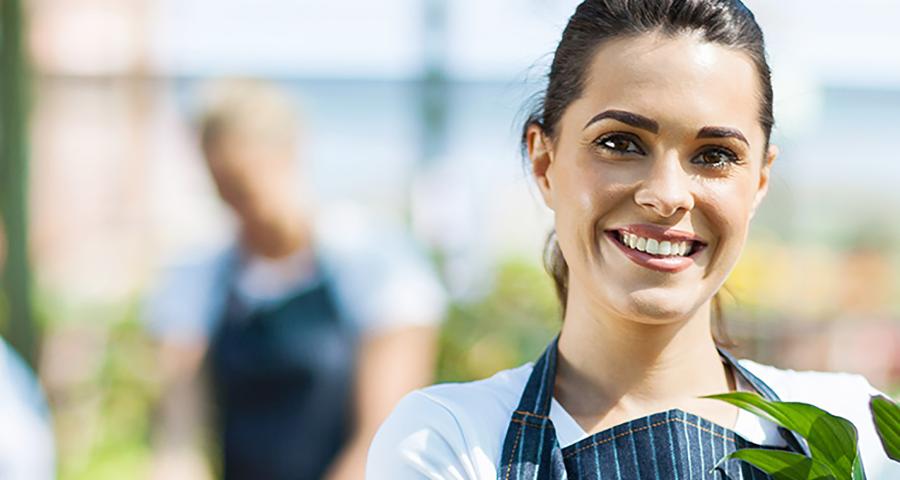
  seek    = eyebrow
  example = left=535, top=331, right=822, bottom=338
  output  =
left=696, top=126, right=750, bottom=147
left=584, top=110, right=750, bottom=147
left=583, top=109, right=659, bottom=134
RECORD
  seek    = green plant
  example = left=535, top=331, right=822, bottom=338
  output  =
left=704, top=392, right=900, bottom=479
left=435, top=257, right=559, bottom=382
left=869, top=395, right=899, bottom=462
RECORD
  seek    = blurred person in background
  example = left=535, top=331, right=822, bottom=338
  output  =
left=0, top=223, right=55, bottom=480
left=144, top=79, right=445, bottom=480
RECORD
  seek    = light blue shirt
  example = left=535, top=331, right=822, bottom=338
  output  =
left=144, top=207, right=446, bottom=343
left=0, top=339, right=55, bottom=480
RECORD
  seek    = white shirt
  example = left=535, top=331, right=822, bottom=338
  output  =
left=0, top=339, right=55, bottom=480
left=144, top=206, right=446, bottom=342
left=368, top=359, right=899, bottom=480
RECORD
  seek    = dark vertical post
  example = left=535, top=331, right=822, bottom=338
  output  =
left=0, top=0, right=38, bottom=366
left=412, top=0, right=450, bottom=272
left=421, top=0, right=449, bottom=168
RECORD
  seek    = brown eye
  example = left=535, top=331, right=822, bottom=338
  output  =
left=594, top=133, right=645, bottom=155
left=692, top=147, right=741, bottom=168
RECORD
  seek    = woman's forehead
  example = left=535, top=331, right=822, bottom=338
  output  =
left=572, top=33, right=764, bottom=138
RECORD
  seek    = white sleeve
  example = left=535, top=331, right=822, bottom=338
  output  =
left=0, top=341, right=55, bottom=480
left=142, top=250, right=228, bottom=343
left=366, top=391, right=480, bottom=480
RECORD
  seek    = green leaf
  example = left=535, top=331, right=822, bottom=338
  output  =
left=869, top=395, right=900, bottom=462
left=851, top=454, right=867, bottom=480
left=704, top=392, right=859, bottom=479
left=711, top=448, right=836, bottom=480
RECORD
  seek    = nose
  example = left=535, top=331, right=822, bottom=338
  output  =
left=633, top=152, right=694, bottom=218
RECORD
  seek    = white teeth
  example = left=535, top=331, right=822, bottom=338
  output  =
left=659, top=241, right=672, bottom=255
left=616, top=232, right=695, bottom=257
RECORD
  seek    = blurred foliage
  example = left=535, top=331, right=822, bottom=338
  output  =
left=50, top=302, right=160, bottom=480
left=436, top=256, right=559, bottom=383
left=720, top=229, right=900, bottom=319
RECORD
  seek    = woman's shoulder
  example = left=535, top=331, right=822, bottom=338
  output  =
left=737, top=358, right=899, bottom=479
left=367, top=363, right=534, bottom=479
left=423, top=362, right=535, bottom=409
left=737, top=358, right=882, bottom=406
left=736, top=357, right=883, bottom=431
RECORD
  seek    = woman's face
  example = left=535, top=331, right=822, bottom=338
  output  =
left=531, top=32, right=777, bottom=324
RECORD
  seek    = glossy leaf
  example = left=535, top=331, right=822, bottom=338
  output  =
left=851, top=454, right=866, bottom=480
left=704, top=392, right=859, bottom=479
left=869, top=395, right=900, bottom=462
left=711, top=448, right=836, bottom=480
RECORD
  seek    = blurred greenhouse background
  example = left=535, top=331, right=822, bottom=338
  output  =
left=1, top=0, right=899, bottom=478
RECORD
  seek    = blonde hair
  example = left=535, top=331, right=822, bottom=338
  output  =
left=195, top=78, right=300, bottom=150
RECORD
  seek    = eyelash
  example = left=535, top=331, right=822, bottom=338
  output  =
left=593, top=133, right=744, bottom=169
left=693, top=147, right=743, bottom=169
left=594, top=133, right=646, bottom=155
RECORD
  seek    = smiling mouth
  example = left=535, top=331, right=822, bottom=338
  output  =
left=603, top=229, right=708, bottom=274
left=607, top=229, right=708, bottom=258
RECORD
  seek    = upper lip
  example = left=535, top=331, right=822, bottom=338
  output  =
left=608, top=224, right=707, bottom=244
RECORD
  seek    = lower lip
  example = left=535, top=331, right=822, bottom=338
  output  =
left=604, top=231, right=698, bottom=274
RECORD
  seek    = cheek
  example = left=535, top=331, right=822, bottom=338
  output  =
left=701, top=182, right=757, bottom=259
left=557, top=151, right=636, bottom=211
left=551, top=157, right=634, bottom=255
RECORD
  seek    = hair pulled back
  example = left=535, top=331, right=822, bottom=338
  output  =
left=527, top=0, right=773, bottom=346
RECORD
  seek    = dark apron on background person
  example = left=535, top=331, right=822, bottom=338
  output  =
left=498, top=338, right=811, bottom=480
left=208, top=259, right=357, bottom=480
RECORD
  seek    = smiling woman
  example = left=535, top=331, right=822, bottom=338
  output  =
left=533, top=29, right=774, bottom=333
left=367, top=1, right=896, bottom=479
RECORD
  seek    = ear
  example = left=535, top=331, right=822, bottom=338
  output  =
left=527, top=124, right=555, bottom=210
left=749, top=144, right=778, bottom=220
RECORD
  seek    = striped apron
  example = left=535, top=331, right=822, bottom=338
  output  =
left=497, top=338, right=808, bottom=479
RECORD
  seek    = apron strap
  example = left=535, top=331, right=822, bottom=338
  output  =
left=498, top=338, right=810, bottom=479
left=498, top=336, right=567, bottom=480
left=718, top=346, right=810, bottom=456
left=717, top=347, right=782, bottom=401
left=514, top=337, right=559, bottom=417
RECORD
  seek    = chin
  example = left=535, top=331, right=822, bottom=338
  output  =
left=615, top=287, right=705, bottom=325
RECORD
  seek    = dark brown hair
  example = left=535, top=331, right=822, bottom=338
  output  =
left=527, top=0, right=774, bottom=347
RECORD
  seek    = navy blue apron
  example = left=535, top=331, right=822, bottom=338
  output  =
left=208, top=258, right=357, bottom=480
left=498, top=338, right=809, bottom=479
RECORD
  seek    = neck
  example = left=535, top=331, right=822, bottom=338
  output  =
left=555, top=283, right=733, bottom=423
left=241, top=213, right=311, bottom=259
